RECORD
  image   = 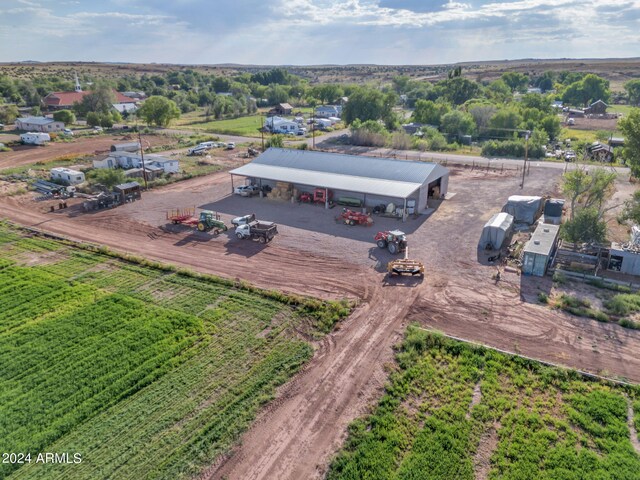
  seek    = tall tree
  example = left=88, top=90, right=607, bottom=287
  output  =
left=560, top=168, right=616, bottom=244
left=412, top=100, right=450, bottom=126
left=440, top=110, right=475, bottom=137
left=75, top=83, right=116, bottom=116
left=619, top=108, right=640, bottom=177
left=53, top=109, right=76, bottom=125
left=625, top=80, right=640, bottom=106
left=0, top=104, right=19, bottom=124
left=138, top=96, right=180, bottom=127
left=343, top=87, right=393, bottom=125
left=501, top=72, right=529, bottom=93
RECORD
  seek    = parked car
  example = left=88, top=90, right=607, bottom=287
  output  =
left=187, top=146, right=208, bottom=156
left=62, top=128, right=74, bottom=136
left=93, top=126, right=103, bottom=132
left=233, top=185, right=260, bottom=197
left=564, top=150, right=576, bottom=162
left=232, top=213, right=256, bottom=226
left=226, top=142, right=236, bottom=150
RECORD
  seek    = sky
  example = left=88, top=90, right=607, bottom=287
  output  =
left=0, top=0, right=639, bottom=65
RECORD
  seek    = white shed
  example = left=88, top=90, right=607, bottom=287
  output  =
left=150, top=157, right=179, bottom=173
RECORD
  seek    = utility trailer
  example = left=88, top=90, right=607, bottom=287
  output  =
left=167, top=208, right=227, bottom=233
left=235, top=221, right=278, bottom=243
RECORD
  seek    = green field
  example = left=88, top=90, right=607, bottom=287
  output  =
left=175, top=112, right=264, bottom=137
left=328, top=326, right=640, bottom=480
left=0, top=224, right=348, bottom=479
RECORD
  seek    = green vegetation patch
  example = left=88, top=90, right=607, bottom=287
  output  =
left=0, top=223, right=348, bottom=479
left=328, top=326, right=640, bottom=480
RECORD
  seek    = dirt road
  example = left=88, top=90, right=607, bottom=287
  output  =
left=0, top=134, right=176, bottom=171
left=2, top=166, right=640, bottom=479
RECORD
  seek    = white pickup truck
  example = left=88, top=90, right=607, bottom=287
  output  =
left=231, top=213, right=256, bottom=227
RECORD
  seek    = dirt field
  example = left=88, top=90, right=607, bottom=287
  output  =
left=1, top=164, right=640, bottom=479
left=0, top=134, right=177, bottom=171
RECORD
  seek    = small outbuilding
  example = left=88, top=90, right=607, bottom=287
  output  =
left=502, top=195, right=544, bottom=224
left=479, top=213, right=514, bottom=251
left=543, top=198, right=565, bottom=225
left=113, top=182, right=141, bottom=203
left=608, top=241, right=640, bottom=276
left=522, top=223, right=560, bottom=276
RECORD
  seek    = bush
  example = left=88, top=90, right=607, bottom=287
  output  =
left=618, top=318, right=640, bottom=329
left=537, top=292, right=549, bottom=304
left=552, top=271, right=567, bottom=284
left=391, top=132, right=411, bottom=150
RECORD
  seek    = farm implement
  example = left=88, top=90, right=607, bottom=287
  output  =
left=336, top=208, right=373, bottom=226
left=167, top=207, right=228, bottom=233
left=387, top=247, right=424, bottom=277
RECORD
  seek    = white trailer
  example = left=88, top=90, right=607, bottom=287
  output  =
left=20, top=132, right=50, bottom=146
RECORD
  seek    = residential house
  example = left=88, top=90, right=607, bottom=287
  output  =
left=112, top=103, right=138, bottom=114
left=15, top=116, right=64, bottom=132
left=264, top=116, right=299, bottom=134
left=50, top=167, right=85, bottom=185
left=96, top=151, right=179, bottom=173
left=315, top=105, right=342, bottom=118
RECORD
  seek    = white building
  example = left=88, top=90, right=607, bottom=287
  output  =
left=15, top=117, right=64, bottom=133
left=264, top=116, right=300, bottom=134
left=51, top=167, right=85, bottom=185
left=94, top=152, right=179, bottom=173
left=315, top=105, right=342, bottom=118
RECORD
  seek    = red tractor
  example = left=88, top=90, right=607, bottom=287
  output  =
left=375, top=230, right=407, bottom=254
left=337, top=208, right=373, bottom=226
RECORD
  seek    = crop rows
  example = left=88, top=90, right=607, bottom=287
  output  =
left=0, top=224, right=329, bottom=479
left=328, top=326, right=640, bottom=480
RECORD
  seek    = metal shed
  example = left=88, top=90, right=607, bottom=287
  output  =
left=522, top=223, right=560, bottom=276
left=608, top=243, right=640, bottom=276
left=229, top=148, right=449, bottom=220
left=479, top=213, right=514, bottom=251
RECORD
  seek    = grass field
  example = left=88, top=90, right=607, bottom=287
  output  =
left=0, top=223, right=348, bottom=480
left=175, top=112, right=264, bottom=137
left=328, top=326, right=640, bottom=480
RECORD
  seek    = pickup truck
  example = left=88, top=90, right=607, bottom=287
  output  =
left=234, top=185, right=260, bottom=197
left=231, top=213, right=256, bottom=227
left=235, top=221, right=278, bottom=243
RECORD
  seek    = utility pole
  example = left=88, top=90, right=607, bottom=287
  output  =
left=260, top=113, right=265, bottom=151
left=138, top=125, right=148, bottom=189
left=520, top=130, right=530, bottom=189
left=311, top=107, right=315, bottom=150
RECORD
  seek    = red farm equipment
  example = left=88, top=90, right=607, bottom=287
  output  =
left=337, top=208, right=373, bottom=226
left=374, top=230, right=407, bottom=254
left=300, top=188, right=333, bottom=205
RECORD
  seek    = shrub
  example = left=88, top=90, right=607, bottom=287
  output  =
left=537, top=292, right=549, bottom=304
left=552, top=271, right=567, bottom=284
left=618, top=318, right=640, bottom=329
left=391, top=132, right=411, bottom=150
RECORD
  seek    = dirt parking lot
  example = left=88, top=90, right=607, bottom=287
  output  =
left=2, top=163, right=640, bottom=480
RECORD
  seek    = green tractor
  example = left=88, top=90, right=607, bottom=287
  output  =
left=197, top=210, right=228, bottom=234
